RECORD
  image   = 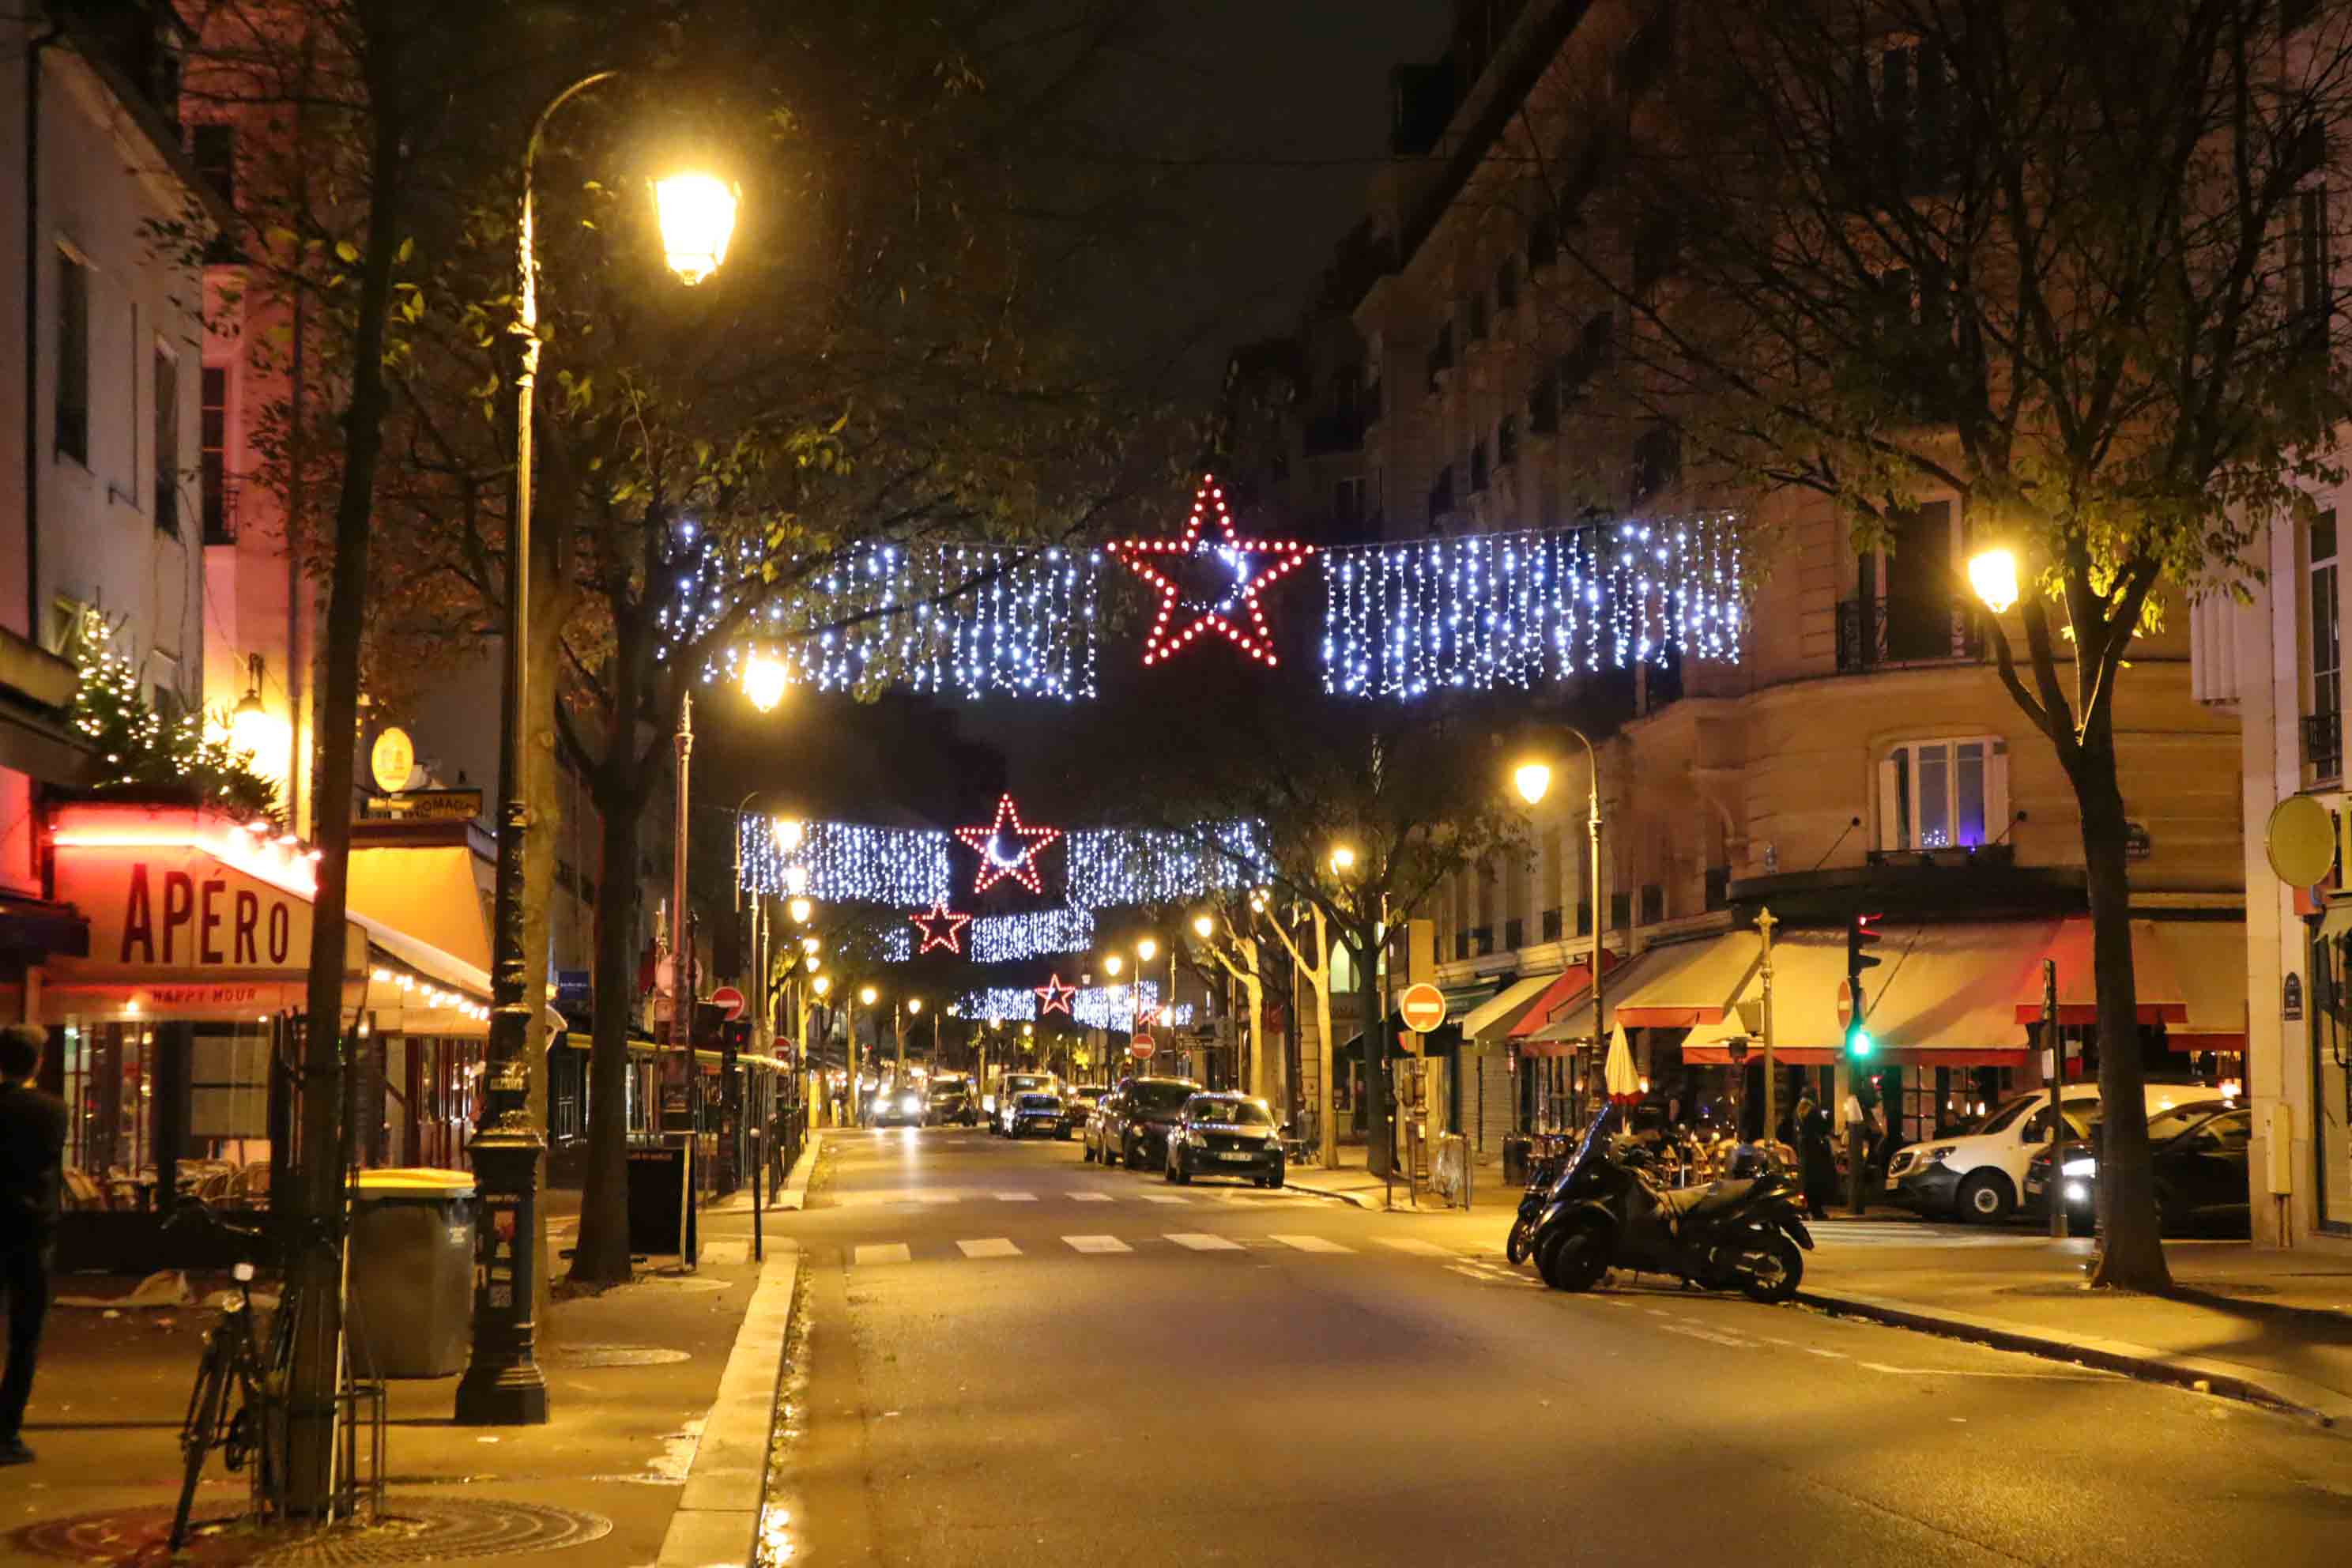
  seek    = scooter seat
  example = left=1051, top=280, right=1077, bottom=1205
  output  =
left=1660, top=1178, right=1758, bottom=1220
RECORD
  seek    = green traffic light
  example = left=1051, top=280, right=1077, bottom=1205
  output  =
left=1847, top=1029, right=1874, bottom=1059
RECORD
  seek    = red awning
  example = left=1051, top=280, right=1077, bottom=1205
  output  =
left=1679, top=1045, right=2029, bottom=1068
left=2012, top=917, right=2187, bottom=1026
left=1506, top=950, right=1626, bottom=1040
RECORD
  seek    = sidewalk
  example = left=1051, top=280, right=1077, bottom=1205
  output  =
left=3, top=1144, right=816, bottom=1567
left=1285, top=1148, right=1525, bottom=1212
left=1802, top=1238, right=2352, bottom=1427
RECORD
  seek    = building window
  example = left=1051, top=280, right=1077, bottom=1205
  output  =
left=1470, top=440, right=1490, bottom=493
left=1880, top=737, right=2010, bottom=850
left=1640, top=884, right=1664, bottom=925
left=1608, top=891, right=1631, bottom=932
left=1528, top=366, right=1559, bottom=434
left=1334, top=474, right=1365, bottom=526
left=1541, top=907, right=1562, bottom=941
left=1576, top=900, right=1592, bottom=937
left=2289, top=183, right=2331, bottom=346
left=191, top=122, right=235, bottom=205
left=1494, top=257, right=1518, bottom=311
left=55, top=250, right=89, bottom=465
left=1504, top=917, right=1524, bottom=950
left=153, top=346, right=180, bottom=536
left=1428, top=463, right=1456, bottom=522
left=1630, top=424, right=1679, bottom=502
left=2308, top=509, right=2342, bottom=782
left=201, top=366, right=232, bottom=543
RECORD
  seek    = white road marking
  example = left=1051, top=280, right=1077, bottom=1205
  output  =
left=915, top=1193, right=958, bottom=1204
left=1804, top=1348, right=1846, bottom=1359
left=854, top=1244, right=910, bottom=1266
left=1072, top=1193, right=1114, bottom=1203
left=1137, top=1194, right=1187, bottom=1204
left=1166, top=1233, right=1244, bottom=1251
left=1658, top=1323, right=1755, bottom=1348
left=1378, top=1238, right=1448, bottom=1257
left=956, top=1238, right=1021, bottom=1258
left=1268, top=1234, right=1352, bottom=1253
left=993, top=1192, right=1038, bottom=1202
left=1856, top=1361, right=2105, bottom=1380
left=1064, top=1234, right=1132, bottom=1253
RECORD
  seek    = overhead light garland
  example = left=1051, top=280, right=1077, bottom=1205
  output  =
left=1065, top=823, right=1273, bottom=908
left=954, top=794, right=1062, bottom=895
left=1107, top=474, right=1314, bottom=667
left=906, top=901, right=972, bottom=956
left=737, top=816, right=949, bottom=907
left=963, top=981, right=1193, bottom=1031
left=883, top=905, right=1096, bottom=965
left=1320, top=514, right=1743, bottom=697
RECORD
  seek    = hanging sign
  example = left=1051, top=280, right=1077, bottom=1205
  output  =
left=2285, top=972, right=2305, bottom=1022
left=370, top=726, right=416, bottom=793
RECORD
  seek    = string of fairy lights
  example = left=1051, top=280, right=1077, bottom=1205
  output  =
left=884, top=906, right=1098, bottom=965
left=960, top=982, right=1193, bottom=1031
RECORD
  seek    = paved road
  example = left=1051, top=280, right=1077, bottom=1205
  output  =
left=756, top=1128, right=2352, bottom=1568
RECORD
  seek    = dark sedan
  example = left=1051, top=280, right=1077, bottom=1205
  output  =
left=1006, top=1090, right=1069, bottom=1140
left=2025, top=1099, right=2245, bottom=1234
left=927, top=1074, right=980, bottom=1126
left=1085, top=1076, right=1200, bottom=1170
left=1165, top=1093, right=1285, bottom=1188
left=1061, top=1085, right=1104, bottom=1137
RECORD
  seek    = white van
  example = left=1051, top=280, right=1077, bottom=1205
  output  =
left=1885, top=1082, right=2209, bottom=1223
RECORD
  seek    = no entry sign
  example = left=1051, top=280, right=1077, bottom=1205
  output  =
left=1836, top=978, right=1857, bottom=1031
left=712, top=986, right=746, bottom=1022
left=1399, top=983, right=1447, bottom=1034
left=1128, top=1038, right=1155, bottom=1061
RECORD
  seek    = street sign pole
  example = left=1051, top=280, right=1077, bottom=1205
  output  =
left=2045, top=958, right=2066, bottom=1239
left=1758, top=906, right=1779, bottom=1156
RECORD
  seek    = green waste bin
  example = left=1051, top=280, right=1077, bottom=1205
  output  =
left=349, top=1167, right=477, bottom=1378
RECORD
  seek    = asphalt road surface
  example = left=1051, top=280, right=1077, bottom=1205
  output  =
left=748, top=1127, right=2352, bottom=1567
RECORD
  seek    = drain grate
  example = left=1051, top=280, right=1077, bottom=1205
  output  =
left=545, top=1344, right=692, bottom=1367
left=11, top=1498, right=612, bottom=1566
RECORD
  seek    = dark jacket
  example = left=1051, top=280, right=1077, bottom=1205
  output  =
left=0, top=1082, right=69, bottom=1244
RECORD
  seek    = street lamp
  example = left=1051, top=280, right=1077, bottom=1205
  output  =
left=1329, top=844, right=1358, bottom=876
left=1192, top=914, right=1215, bottom=940
left=1967, top=546, right=2021, bottom=614
left=1104, top=953, right=1125, bottom=977
left=1510, top=727, right=1604, bottom=1129
left=860, top=984, right=879, bottom=1006
left=464, top=70, right=739, bottom=1430
left=801, top=936, right=820, bottom=956
left=788, top=896, right=813, bottom=925
left=1136, top=937, right=1159, bottom=963
left=772, top=816, right=805, bottom=853
left=740, top=650, right=790, bottom=713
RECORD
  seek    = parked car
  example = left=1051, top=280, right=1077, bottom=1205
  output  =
left=927, top=1074, right=980, bottom=1127
left=1061, top=1084, right=1104, bottom=1138
left=992, top=1072, right=1057, bottom=1135
left=871, top=1080, right=926, bottom=1128
left=1085, top=1076, right=1200, bottom=1170
left=2025, top=1099, right=2245, bottom=1234
left=1886, top=1082, right=2210, bottom=1222
left=1164, top=1093, right=1285, bottom=1188
left=1006, top=1090, right=1069, bottom=1139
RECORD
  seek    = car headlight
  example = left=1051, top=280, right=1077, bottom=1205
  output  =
left=2063, top=1182, right=2089, bottom=1204
left=901, top=1095, right=920, bottom=1114
left=1925, top=1145, right=1957, bottom=1163
left=2061, top=1157, right=2096, bottom=1177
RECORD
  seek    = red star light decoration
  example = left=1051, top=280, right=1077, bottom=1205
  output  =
left=954, top=793, right=1063, bottom=895
left=1035, top=973, right=1078, bottom=1016
left=1108, top=474, right=1314, bottom=668
left=907, top=901, right=973, bottom=956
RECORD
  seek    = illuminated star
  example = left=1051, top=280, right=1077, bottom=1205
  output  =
left=1107, top=474, right=1315, bottom=668
left=907, top=901, right=973, bottom=956
left=953, top=793, right=1063, bottom=895
left=1034, top=973, right=1078, bottom=1016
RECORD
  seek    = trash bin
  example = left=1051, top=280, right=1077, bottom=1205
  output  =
left=348, top=1167, right=477, bottom=1378
left=1502, top=1136, right=1532, bottom=1187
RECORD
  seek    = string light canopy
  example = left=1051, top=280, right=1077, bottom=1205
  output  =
left=906, top=901, right=972, bottom=956
left=1033, top=973, right=1078, bottom=1016
left=965, top=981, right=1192, bottom=1031
left=954, top=794, right=1062, bottom=895
left=1108, top=474, right=1314, bottom=668
left=737, top=817, right=951, bottom=908
left=1065, top=824, right=1272, bottom=908
left=884, top=905, right=1095, bottom=965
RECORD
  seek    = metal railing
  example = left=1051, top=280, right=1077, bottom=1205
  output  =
left=2305, top=709, right=2343, bottom=785
left=1835, top=594, right=1983, bottom=672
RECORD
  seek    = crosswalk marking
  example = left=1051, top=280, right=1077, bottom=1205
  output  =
left=1268, top=1234, right=1352, bottom=1253
left=854, top=1243, right=910, bottom=1266
left=1137, top=1193, right=1187, bottom=1204
left=1378, top=1238, right=1448, bottom=1257
left=1165, top=1233, right=1243, bottom=1251
left=1072, top=1193, right=1114, bottom=1203
left=916, top=1193, right=958, bottom=1204
left=1063, top=1234, right=1131, bottom=1253
left=993, top=1192, right=1038, bottom=1202
left=956, top=1238, right=1021, bottom=1258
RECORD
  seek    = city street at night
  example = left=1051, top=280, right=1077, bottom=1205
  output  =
left=765, top=1129, right=2352, bottom=1568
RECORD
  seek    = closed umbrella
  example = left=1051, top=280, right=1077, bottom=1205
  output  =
left=1603, top=1021, right=1642, bottom=1106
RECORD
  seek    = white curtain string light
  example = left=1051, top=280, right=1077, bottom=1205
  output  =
left=1064, top=824, right=1275, bottom=908
left=963, top=981, right=1193, bottom=1031
left=883, top=906, right=1098, bottom=964
left=739, top=816, right=1271, bottom=909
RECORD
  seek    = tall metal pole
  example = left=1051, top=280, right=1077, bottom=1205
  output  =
left=670, top=689, right=694, bottom=1136
left=1758, top=906, right=1780, bottom=1154
left=2045, top=958, right=2067, bottom=1238
left=457, top=70, right=616, bottom=1428
left=1583, top=728, right=1604, bottom=1119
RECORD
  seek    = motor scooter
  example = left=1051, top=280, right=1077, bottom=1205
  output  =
left=1524, top=1105, right=1813, bottom=1302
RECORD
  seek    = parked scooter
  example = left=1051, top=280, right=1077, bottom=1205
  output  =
left=1524, top=1105, right=1813, bottom=1302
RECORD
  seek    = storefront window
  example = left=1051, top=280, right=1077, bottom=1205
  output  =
left=2314, top=929, right=2352, bottom=1232
left=1883, top=737, right=2006, bottom=850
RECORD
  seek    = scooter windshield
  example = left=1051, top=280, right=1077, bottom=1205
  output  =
left=1549, top=1103, right=1619, bottom=1196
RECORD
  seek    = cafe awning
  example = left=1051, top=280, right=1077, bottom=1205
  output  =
left=1524, top=946, right=1668, bottom=1054
left=2011, top=916, right=2187, bottom=1026
left=2156, top=920, right=2248, bottom=1054
left=1507, top=951, right=1625, bottom=1041
left=1457, top=972, right=1556, bottom=1043
left=1611, top=932, right=1761, bottom=1029
left=1683, top=921, right=2052, bottom=1067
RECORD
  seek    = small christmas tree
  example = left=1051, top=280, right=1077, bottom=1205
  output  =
left=67, top=611, right=280, bottom=822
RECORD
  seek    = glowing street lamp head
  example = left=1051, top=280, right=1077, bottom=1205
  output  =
left=1136, top=937, right=1159, bottom=963
left=907, top=997, right=922, bottom=1016
left=787, top=895, right=813, bottom=924
left=1192, top=914, right=1215, bottom=939
left=653, top=172, right=737, bottom=285
left=1328, top=845, right=1358, bottom=876
left=1967, top=547, right=2021, bottom=614
left=783, top=865, right=810, bottom=896
left=771, top=816, right=805, bottom=853
left=1104, top=953, right=1125, bottom=977
left=801, top=935, right=820, bottom=955
left=812, top=975, right=831, bottom=997
left=741, top=650, right=789, bottom=713
left=858, top=984, right=878, bottom=1006
left=1513, top=761, right=1554, bottom=806
left=805, top=956, right=821, bottom=974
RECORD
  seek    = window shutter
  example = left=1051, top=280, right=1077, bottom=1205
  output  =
left=1985, top=742, right=2011, bottom=844
left=1877, top=756, right=1904, bottom=850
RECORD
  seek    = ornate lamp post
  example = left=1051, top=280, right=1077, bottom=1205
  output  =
left=1513, top=729, right=1604, bottom=1130
left=458, top=74, right=738, bottom=1427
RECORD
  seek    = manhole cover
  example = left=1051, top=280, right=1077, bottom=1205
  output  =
left=11, top=1499, right=611, bottom=1566
left=545, top=1344, right=692, bottom=1367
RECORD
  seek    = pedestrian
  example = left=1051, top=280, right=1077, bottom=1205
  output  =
left=1793, top=1093, right=1836, bottom=1220
left=1, top=1023, right=66, bottom=1467
left=1840, top=1085, right=1874, bottom=1215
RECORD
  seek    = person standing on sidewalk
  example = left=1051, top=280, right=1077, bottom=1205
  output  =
left=0, top=1024, right=66, bottom=1466
left=1841, top=1087, right=1875, bottom=1215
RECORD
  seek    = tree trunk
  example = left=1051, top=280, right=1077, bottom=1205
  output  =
left=1356, top=926, right=1392, bottom=1178
left=1310, top=909, right=1334, bottom=1169
left=2074, top=736, right=2172, bottom=1291
left=286, top=87, right=406, bottom=1519
left=571, top=774, right=644, bottom=1283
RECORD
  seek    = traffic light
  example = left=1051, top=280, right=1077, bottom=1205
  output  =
left=1845, top=910, right=1884, bottom=1060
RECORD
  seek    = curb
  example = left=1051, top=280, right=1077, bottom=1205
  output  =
left=1280, top=1175, right=1373, bottom=1209
left=656, top=1242, right=803, bottom=1566
left=771, top=1130, right=822, bottom=1212
left=1798, top=1286, right=2350, bottom=1430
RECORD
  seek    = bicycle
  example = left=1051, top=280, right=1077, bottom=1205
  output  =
left=171, top=1208, right=291, bottom=1553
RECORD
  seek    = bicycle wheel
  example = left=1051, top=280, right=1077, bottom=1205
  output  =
left=172, top=1333, right=235, bottom=1551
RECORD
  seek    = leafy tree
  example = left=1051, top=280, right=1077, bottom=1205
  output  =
left=1510, top=0, right=2350, bottom=1286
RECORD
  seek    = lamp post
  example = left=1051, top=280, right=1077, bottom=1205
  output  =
left=1514, top=729, right=1604, bottom=1133
left=458, top=75, right=738, bottom=1428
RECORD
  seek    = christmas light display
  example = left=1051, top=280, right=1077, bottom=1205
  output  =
left=737, top=816, right=949, bottom=906
left=955, top=794, right=1062, bottom=895
left=1320, top=514, right=1744, bottom=698
left=71, top=611, right=278, bottom=820
left=907, top=901, right=972, bottom=956
left=672, top=538, right=1100, bottom=700
left=1108, top=474, right=1314, bottom=667
left=963, top=982, right=1193, bottom=1031
left=1034, top=973, right=1079, bottom=1016
left=1065, top=823, right=1273, bottom=908
left=882, top=905, right=1096, bottom=965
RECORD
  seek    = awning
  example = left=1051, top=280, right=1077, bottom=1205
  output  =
left=1525, top=946, right=1668, bottom=1054
left=2012, top=916, right=2187, bottom=1025
left=1683, top=921, right=2051, bottom=1067
left=1458, top=972, right=1556, bottom=1043
left=1611, top=932, right=1761, bottom=1028
left=2155, top=920, right=2248, bottom=1053
left=1440, top=978, right=1499, bottom=1016
left=1506, top=951, right=1626, bottom=1040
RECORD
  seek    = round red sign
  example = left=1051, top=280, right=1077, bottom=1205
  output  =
left=712, top=986, right=746, bottom=1022
left=1836, top=978, right=1856, bottom=1031
left=1128, top=1040, right=1154, bottom=1061
left=1399, top=982, right=1446, bottom=1034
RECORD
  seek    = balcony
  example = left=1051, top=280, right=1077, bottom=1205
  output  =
left=2304, top=710, right=2343, bottom=786
left=1836, top=595, right=1983, bottom=673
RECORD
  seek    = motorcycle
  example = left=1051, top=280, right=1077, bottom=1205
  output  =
left=1524, top=1105, right=1813, bottom=1303
left=1505, top=1137, right=1570, bottom=1265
